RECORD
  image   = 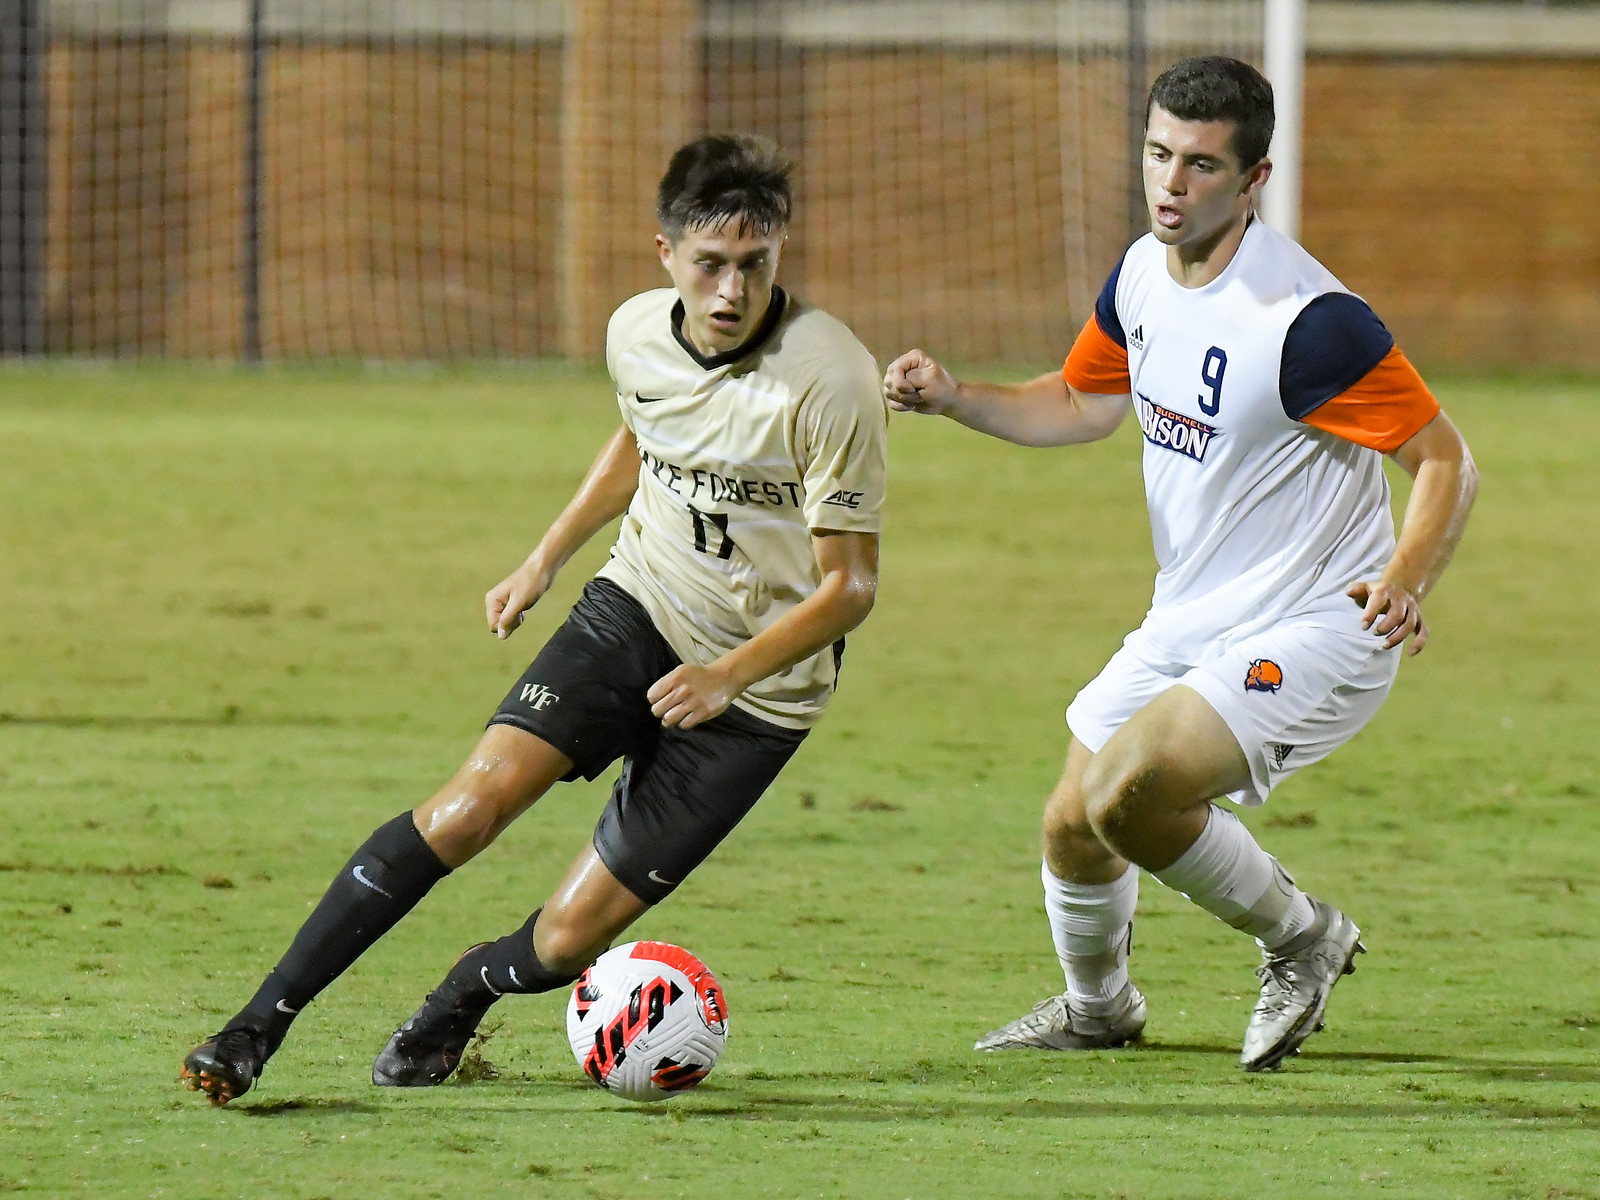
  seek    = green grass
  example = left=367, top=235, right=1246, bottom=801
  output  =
left=1, top=363, right=1597, bottom=1199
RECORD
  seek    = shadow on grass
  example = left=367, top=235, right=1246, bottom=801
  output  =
left=1099, top=1043, right=1600, bottom=1083
left=1291, top=1049, right=1456, bottom=1064
left=739, top=1043, right=1600, bottom=1083
left=420, top=1085, right=1600, bottom=1127
left=1134, top=1040, right=1237, bottom=1058
left=220, top=1057, right=1600, bottom=1129
left=1294, top=1051, right=1600, bottom=1083
left=1146, top=1043, right=1463, bottom=1064
left=0, top=712, right=338, bottom=729
left=235, top=1098, right=382, bottom=1116
left=216, top=1047, right=1600, bottom=1125
left=1451, top=1064, right=1600, bottom=1084
left=673, top=1092, right=1600, bottom=1125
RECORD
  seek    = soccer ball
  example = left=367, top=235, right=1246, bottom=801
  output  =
left=566, top=941, right=728, bottom=1102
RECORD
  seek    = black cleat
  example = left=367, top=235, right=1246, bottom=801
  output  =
left=181, top=1026, right=272, bottom=1106
left=373, top=942, right=499, bottom=1088
left=372, top=988, right=496, bottom=1087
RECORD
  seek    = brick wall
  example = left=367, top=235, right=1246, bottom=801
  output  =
left=260, top=43, right=562, bottom=359
left=44, top=41, right=563, bottom=358
left=1302, top=56, right=1600, bottom=371
left=35, top=34, right=1600, bottom=369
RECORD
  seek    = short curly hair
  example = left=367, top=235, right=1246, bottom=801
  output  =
left=1147, top=56, right=1275, bottom=167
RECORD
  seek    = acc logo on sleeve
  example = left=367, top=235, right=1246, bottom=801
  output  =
left=1244, top=659, right=1284, bottom=693
left=1136, top=394, right=1217, bottom=463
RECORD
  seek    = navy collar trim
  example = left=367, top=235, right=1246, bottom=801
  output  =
left=671, top=287, right=788, bottom=369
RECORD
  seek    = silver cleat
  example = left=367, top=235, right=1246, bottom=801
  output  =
left=1241, top=898, right=1365, bottom=1072
left=974, top=982, right=1146, bottom=1052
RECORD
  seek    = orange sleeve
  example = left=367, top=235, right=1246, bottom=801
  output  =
left=1062, top=315, right=1131, bottom=395
left=1300, top=346, right=1440, bottom=453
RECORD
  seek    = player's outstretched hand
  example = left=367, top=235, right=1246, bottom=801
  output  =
left=648, top=664, right=738, bottom=730
left=883, top=349, right=959, bottom=415
left=486, top=560, right=554, bottom=639
left=1347, top=579, right=1429, bottom=656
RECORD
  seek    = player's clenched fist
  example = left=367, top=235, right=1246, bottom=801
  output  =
left=485, top=560, right=554, bottom=639
left=883, top=349, right=959, bottom=415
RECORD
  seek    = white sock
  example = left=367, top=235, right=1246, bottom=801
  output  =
left=1042, top=859, right=1138, bottom=1010
left=1153, top=804, right=1314, bottom=951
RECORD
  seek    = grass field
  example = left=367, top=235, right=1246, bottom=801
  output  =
left=2, top=363, right=1597, bottom=1200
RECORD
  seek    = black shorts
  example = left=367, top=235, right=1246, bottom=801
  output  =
left=489, top=578, right=808, bottom=905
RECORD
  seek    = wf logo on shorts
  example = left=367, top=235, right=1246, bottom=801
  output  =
left=1136, top=394, right=1216, bottom=462
left=520, top=683, right=560, bottom=711
left=1244, top=659, right=1284, bottom=693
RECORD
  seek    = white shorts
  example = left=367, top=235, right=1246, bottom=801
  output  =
left=1065, top=607, right=1401, bottom=806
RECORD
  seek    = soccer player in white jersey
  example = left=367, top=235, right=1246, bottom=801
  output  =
left=182, top=135, right=888, bottom=1104
left=884, top=57, right=1477, bottom=1070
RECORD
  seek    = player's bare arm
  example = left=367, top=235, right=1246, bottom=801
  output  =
left=182, top=134, right=882, bottom=1108
left=486, top=424, right=640, bottom=638
left=648, top=529, right=878, bottom=730
left=968, top=59, right=1470, bottom=1074
left=883, top=349, right=1129, bottom=447
left=1346, top=412, right=1478, bottom=655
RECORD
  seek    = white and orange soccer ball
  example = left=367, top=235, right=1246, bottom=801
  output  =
left=565, top=941, right=728, bottom=1102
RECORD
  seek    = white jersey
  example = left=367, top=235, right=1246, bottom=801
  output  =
left=1063, top=219, right=1438, bottom=659
left=596, top=287, right=887, bottom=730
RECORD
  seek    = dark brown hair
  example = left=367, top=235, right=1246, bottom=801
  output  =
left=657, top=134, right=794, bottom=241
left=1147, top=56, right=1275, bottom=167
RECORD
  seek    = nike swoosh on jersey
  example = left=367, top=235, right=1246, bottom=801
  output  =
left=647, top=869, right=678, bottom=886
left=635, top=394, right=669, bottom=403
left=350, top=864, right=392, bottom=898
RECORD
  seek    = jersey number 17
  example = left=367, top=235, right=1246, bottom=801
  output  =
left=688, top=505, right=735, bottom=560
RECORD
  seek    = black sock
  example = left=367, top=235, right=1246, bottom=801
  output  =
left=437, top=909, right=580, bottom=1009
left=229, top=811, right=451, bottom=1046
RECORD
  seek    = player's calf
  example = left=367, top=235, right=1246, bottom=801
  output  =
left=178, top=811, right=452, bottom=1105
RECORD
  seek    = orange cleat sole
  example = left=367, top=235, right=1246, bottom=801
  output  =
left=180, top=1063, right=241, bottom=1106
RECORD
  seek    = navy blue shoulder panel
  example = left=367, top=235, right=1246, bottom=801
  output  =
left=1092, top=255, right=1127, bottom=348
left=1280, top=292, right=1395, bottom=420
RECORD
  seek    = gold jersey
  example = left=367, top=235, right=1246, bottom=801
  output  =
left=595, top=286, right=887, bottom=729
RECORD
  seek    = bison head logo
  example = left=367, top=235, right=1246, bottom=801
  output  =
left=1244, top=659, right=1284, bottom=693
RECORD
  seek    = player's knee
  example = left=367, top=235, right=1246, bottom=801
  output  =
left=417, top=761, right=529, bottom=862
left=1079, top=748, right=1158, bottom=844
left=1042, top=784, right=1096, bottom=854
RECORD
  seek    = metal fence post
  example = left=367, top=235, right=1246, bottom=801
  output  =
left=1126, top=0, right=1148, bottom=244
left=1, top=0, right=45, bottom=356
left=242, top=0, right=265, bottom=362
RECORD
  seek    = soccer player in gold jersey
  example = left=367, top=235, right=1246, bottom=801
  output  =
left=183, top=135, right=888, bottom=1104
